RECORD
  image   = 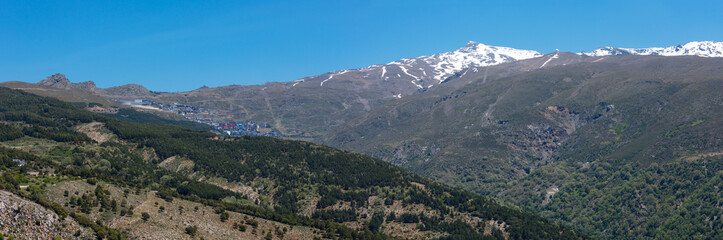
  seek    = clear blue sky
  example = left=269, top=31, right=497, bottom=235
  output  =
left=2, top=0, right=722, bottom=92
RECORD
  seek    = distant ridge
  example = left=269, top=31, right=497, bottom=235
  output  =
left=30, top=41, right=723, bottom=96
left=103, top=84, right=154, bottom=98
left=580, top=41, right=723, bottom=57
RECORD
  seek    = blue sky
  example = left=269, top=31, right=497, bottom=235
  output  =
left=2, top=0, right=722, bottom=92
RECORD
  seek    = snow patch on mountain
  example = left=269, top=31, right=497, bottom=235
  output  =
left=539, top=52, right=559, bottom=68
left=320, top=70, right=348, bottom=87
left=591, top=57, right=606, bottom=63
left=398, top=65, right=420, bottom=80
left=410, top=80, right=423, bottom=89
left=292, top=79, right=304, bottom=87
left=580, top=41, right=723, bottom=57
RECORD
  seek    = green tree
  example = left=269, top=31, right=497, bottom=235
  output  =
left=368, top=212, right=385, bottom=232
left=220, top=211, right=230, bottom=222
left=185, top=226, right=198, bottom=236
left=141, top=212, right=150, bottom=222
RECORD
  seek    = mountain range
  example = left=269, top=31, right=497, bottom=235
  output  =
left=2, top=40, right=721, bottom=239
left=22, top=41, right=722, bottom=137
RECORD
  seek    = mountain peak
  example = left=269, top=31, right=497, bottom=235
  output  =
left=38, top=73, right=71, bottom=87
left=383, top=42, right=542, bottom=85
left=581, top=41, right=723, bottom=57
left=37, top=73, right=96, bottom=91
left=465, top=41, right=485, bottom=47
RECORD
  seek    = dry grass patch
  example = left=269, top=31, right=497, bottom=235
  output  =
left=74, top=122, right=116, bottom=144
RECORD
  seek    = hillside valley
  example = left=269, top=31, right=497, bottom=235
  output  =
left=0, top=87, right=583, bottom=239
left=2, top=41, right=722, bottom=239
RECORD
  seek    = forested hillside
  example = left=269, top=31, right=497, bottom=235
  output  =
left=322, top=55, right=723, bottom=239
left=0, top=87, right=585, bottom=239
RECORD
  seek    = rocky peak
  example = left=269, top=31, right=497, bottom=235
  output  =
left=37, top=73, right=96, bottom=91
left=38, top=73, right=72, bottom=88
left=76, top=81, right=97, bottom=89
left=464, top=41, right=486, bottom=48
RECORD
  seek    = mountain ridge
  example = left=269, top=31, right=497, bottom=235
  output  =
left=13, top=40, right=721, bottom=138
left=28, top=41, right=723, bottom=95
left=580, top=41, right=723, bottom=57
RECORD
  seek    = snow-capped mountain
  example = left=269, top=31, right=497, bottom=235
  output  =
left=291, top=41, right=543, bottom=96
left=580, top=41, right=723, bottom=57
left=385, top=41, right=543, bottom=83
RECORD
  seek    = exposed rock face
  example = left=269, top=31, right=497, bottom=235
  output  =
left=37, top=73, right=96, bottom=91
left=38, top=73, right=73, bottom=88
left=75, top=81, right=97, bottom=90
left=36, top=73, right=153, bottom=98
left=0, top=190, right=93, bottom=239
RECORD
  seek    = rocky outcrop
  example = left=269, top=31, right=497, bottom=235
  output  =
left=0, top=190, right=93, bottom=239
left=75, top=81, right=97, bottom=90
left=36, top=73, right=154, bottom=98
left=37, top=73, right=96, bottom=91
left=38, top=73, right=73, bottom=88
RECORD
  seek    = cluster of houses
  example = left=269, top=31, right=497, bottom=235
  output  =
left=216, top=121, right=281, bottom=137
left=158, top=102, right=214, bottom=116
left=117, top=99, right=281, bottom=137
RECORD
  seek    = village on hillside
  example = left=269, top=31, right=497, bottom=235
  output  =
left=88, top=99, right=282, bottom=137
